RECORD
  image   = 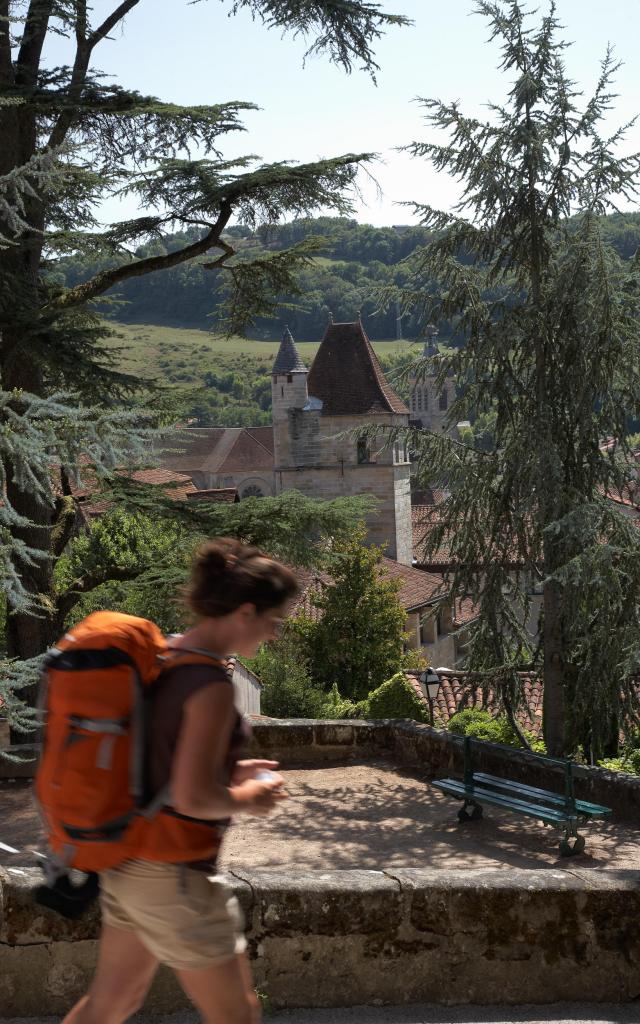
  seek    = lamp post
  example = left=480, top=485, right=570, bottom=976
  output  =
left=420, top=668, right=441, bottom=727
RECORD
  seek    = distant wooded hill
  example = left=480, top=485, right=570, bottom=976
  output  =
left=52, top=213, right=640, bottom=341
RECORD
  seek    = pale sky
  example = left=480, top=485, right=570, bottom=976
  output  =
left=46, top=0, right=640, bottom=227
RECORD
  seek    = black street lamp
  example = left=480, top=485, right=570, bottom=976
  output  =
left=419, top=668, right=441, bottom=727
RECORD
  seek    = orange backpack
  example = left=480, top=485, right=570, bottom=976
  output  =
left=36, top=611, right=226, bottom=873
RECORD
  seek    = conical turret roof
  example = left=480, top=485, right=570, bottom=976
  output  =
left=272, top=327, right=307, bottom=375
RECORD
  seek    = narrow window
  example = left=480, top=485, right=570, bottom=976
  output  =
left=357, top=438, right=369, bottom=464
left=287, top=374, right=293, bottom=383
left=439, top=390, right=448, bottom=411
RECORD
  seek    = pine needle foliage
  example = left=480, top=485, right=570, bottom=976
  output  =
left=0, top=0, right=407, bottom=683
left=373, top=2, right=640, bottom=756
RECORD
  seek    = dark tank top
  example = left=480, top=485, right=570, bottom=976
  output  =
left=148, top=661, right=250, bottom=869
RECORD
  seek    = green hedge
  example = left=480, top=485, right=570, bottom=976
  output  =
left=365, top=672, right=428, bottom=723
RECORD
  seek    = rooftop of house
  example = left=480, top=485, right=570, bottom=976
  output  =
left=186, top=487, right=239, bottom=504
left=290, top=555, right=447, bottom=619
left=72, top=466, right=198, bottom=519
left=406, top=669, right=544, bottom=737
left=158, top=426, right=274, bottom=475
left=306, top=319, right=409, bottom=418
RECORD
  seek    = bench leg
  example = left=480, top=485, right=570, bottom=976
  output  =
left=558, top=828, right=586, bottom=857
left=458, top=799, right=483, bottom=823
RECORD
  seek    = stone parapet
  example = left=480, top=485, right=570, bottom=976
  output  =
left=1, top=866, right=639, bottom=1015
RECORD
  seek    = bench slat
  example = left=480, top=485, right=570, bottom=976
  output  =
left=472, top=773, right=611, bottom=818
left=431, top=778, right=577, bottom=824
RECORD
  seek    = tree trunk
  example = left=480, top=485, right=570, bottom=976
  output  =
left=542, top=578, right=566, bottom=756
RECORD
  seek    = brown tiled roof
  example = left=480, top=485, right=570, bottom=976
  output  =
left=453, top=597, right=480, bottom=626
left=307, top=320, right=409, bottom=417
left=406, top=670, right=544, bottom=737
left=379, top=556, right=445, bottom=611
left=158, top=428, right=228, bottom=473
left=289, top=557, right=444, bottom=619
left=73, top=465, right=197, bottom=519
left=412, top=505, right=452, bottom=567
left=187, top=487, right=239, bottom=504
left=158, top=427, right=274, bottom=475
left=218, top=431, right=274, bottom=474
left=246, top=426, right=274, bottom=455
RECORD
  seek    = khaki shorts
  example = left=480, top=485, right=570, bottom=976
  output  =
left=100, top=859, right=246, bottom=971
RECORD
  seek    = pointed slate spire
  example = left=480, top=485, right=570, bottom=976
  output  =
left=271, top=325, right=308, bottom=375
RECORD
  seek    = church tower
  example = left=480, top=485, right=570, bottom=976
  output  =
left=409, top=325, right=457, bottom=436
left=272, top=318, right=413, bottom=565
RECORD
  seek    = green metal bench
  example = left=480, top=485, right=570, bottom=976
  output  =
left=432, top=736, right=612, bottom=856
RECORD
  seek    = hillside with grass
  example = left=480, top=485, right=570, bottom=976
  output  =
left=110, top=323, right=415, bottom=427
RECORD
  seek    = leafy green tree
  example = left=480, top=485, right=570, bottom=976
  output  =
left=388, top=2, right=640, bottom=756
left=0, top=0, right=408, bottom=672
left=300, top=529, right=409, bottom=701
left=250, top=625, right=326, bottom=719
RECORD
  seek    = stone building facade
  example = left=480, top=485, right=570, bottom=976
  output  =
left=272, top=321, right=413, bottom=565
left=408, top=324, right=457, bottom=437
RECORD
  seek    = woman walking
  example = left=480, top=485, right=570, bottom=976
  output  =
left=63, top=538, right=298, bottom=1024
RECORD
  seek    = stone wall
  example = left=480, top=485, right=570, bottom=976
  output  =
left=1, top=865, right=639, bottom=1015
left=2, top=721, right=640, bottom=1014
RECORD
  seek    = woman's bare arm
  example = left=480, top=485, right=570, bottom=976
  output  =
left=171, top=682, right=285, bottom=819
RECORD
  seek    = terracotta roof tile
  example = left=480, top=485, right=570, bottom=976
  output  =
left=246, top=426, right=274, bottom=455
left=307, top=320, right=409, bottom=417
left=79, top=467, right=197, bottom=519
left=187, top=487, right=239, bottom=503
left=158, top=427, right=274, bottom=475
left=379, top=556, right=445, bottom=610
left=406, top=669, right=544, bottom=737
left=217, top=431, right=274, bottom=473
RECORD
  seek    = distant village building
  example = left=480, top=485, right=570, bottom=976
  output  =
left=271, top=320, right=413, bottom=565
left=408, top=324, right=457, bottom=437
left=158, top=426, right=274, bottom=498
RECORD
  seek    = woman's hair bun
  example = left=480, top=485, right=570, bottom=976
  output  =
left=201, top=543, right=229, bottom=575
left=185, top=537, right=299, bottom=620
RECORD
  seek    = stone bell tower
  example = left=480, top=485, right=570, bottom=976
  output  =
left=408, top=325, right=457, bottom=436
left=271, top=326, right=310, bottom=475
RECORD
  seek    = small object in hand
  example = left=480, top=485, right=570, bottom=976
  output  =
left=255, top=770, right=276, bottom=782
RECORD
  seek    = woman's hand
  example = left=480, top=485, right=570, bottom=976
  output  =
left=231, top=759, right=280, bottom=785
left=230, top=776, right=287, bottom=817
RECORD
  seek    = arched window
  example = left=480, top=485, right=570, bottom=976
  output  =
left=241, top=484, right=264, bottom=499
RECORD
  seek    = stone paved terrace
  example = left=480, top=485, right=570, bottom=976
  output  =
left=2, top=760, right=640, bottom=873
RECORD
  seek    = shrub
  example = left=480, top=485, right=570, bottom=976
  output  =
left=599, top=748, right=640, bottom=776
left=448, top=708, right=518, bottom=745
left=447, top=707, right=545, bottom=751
left=320, top=683, right=360, bottom=720
left=366, top=672, right=428, bottom=723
